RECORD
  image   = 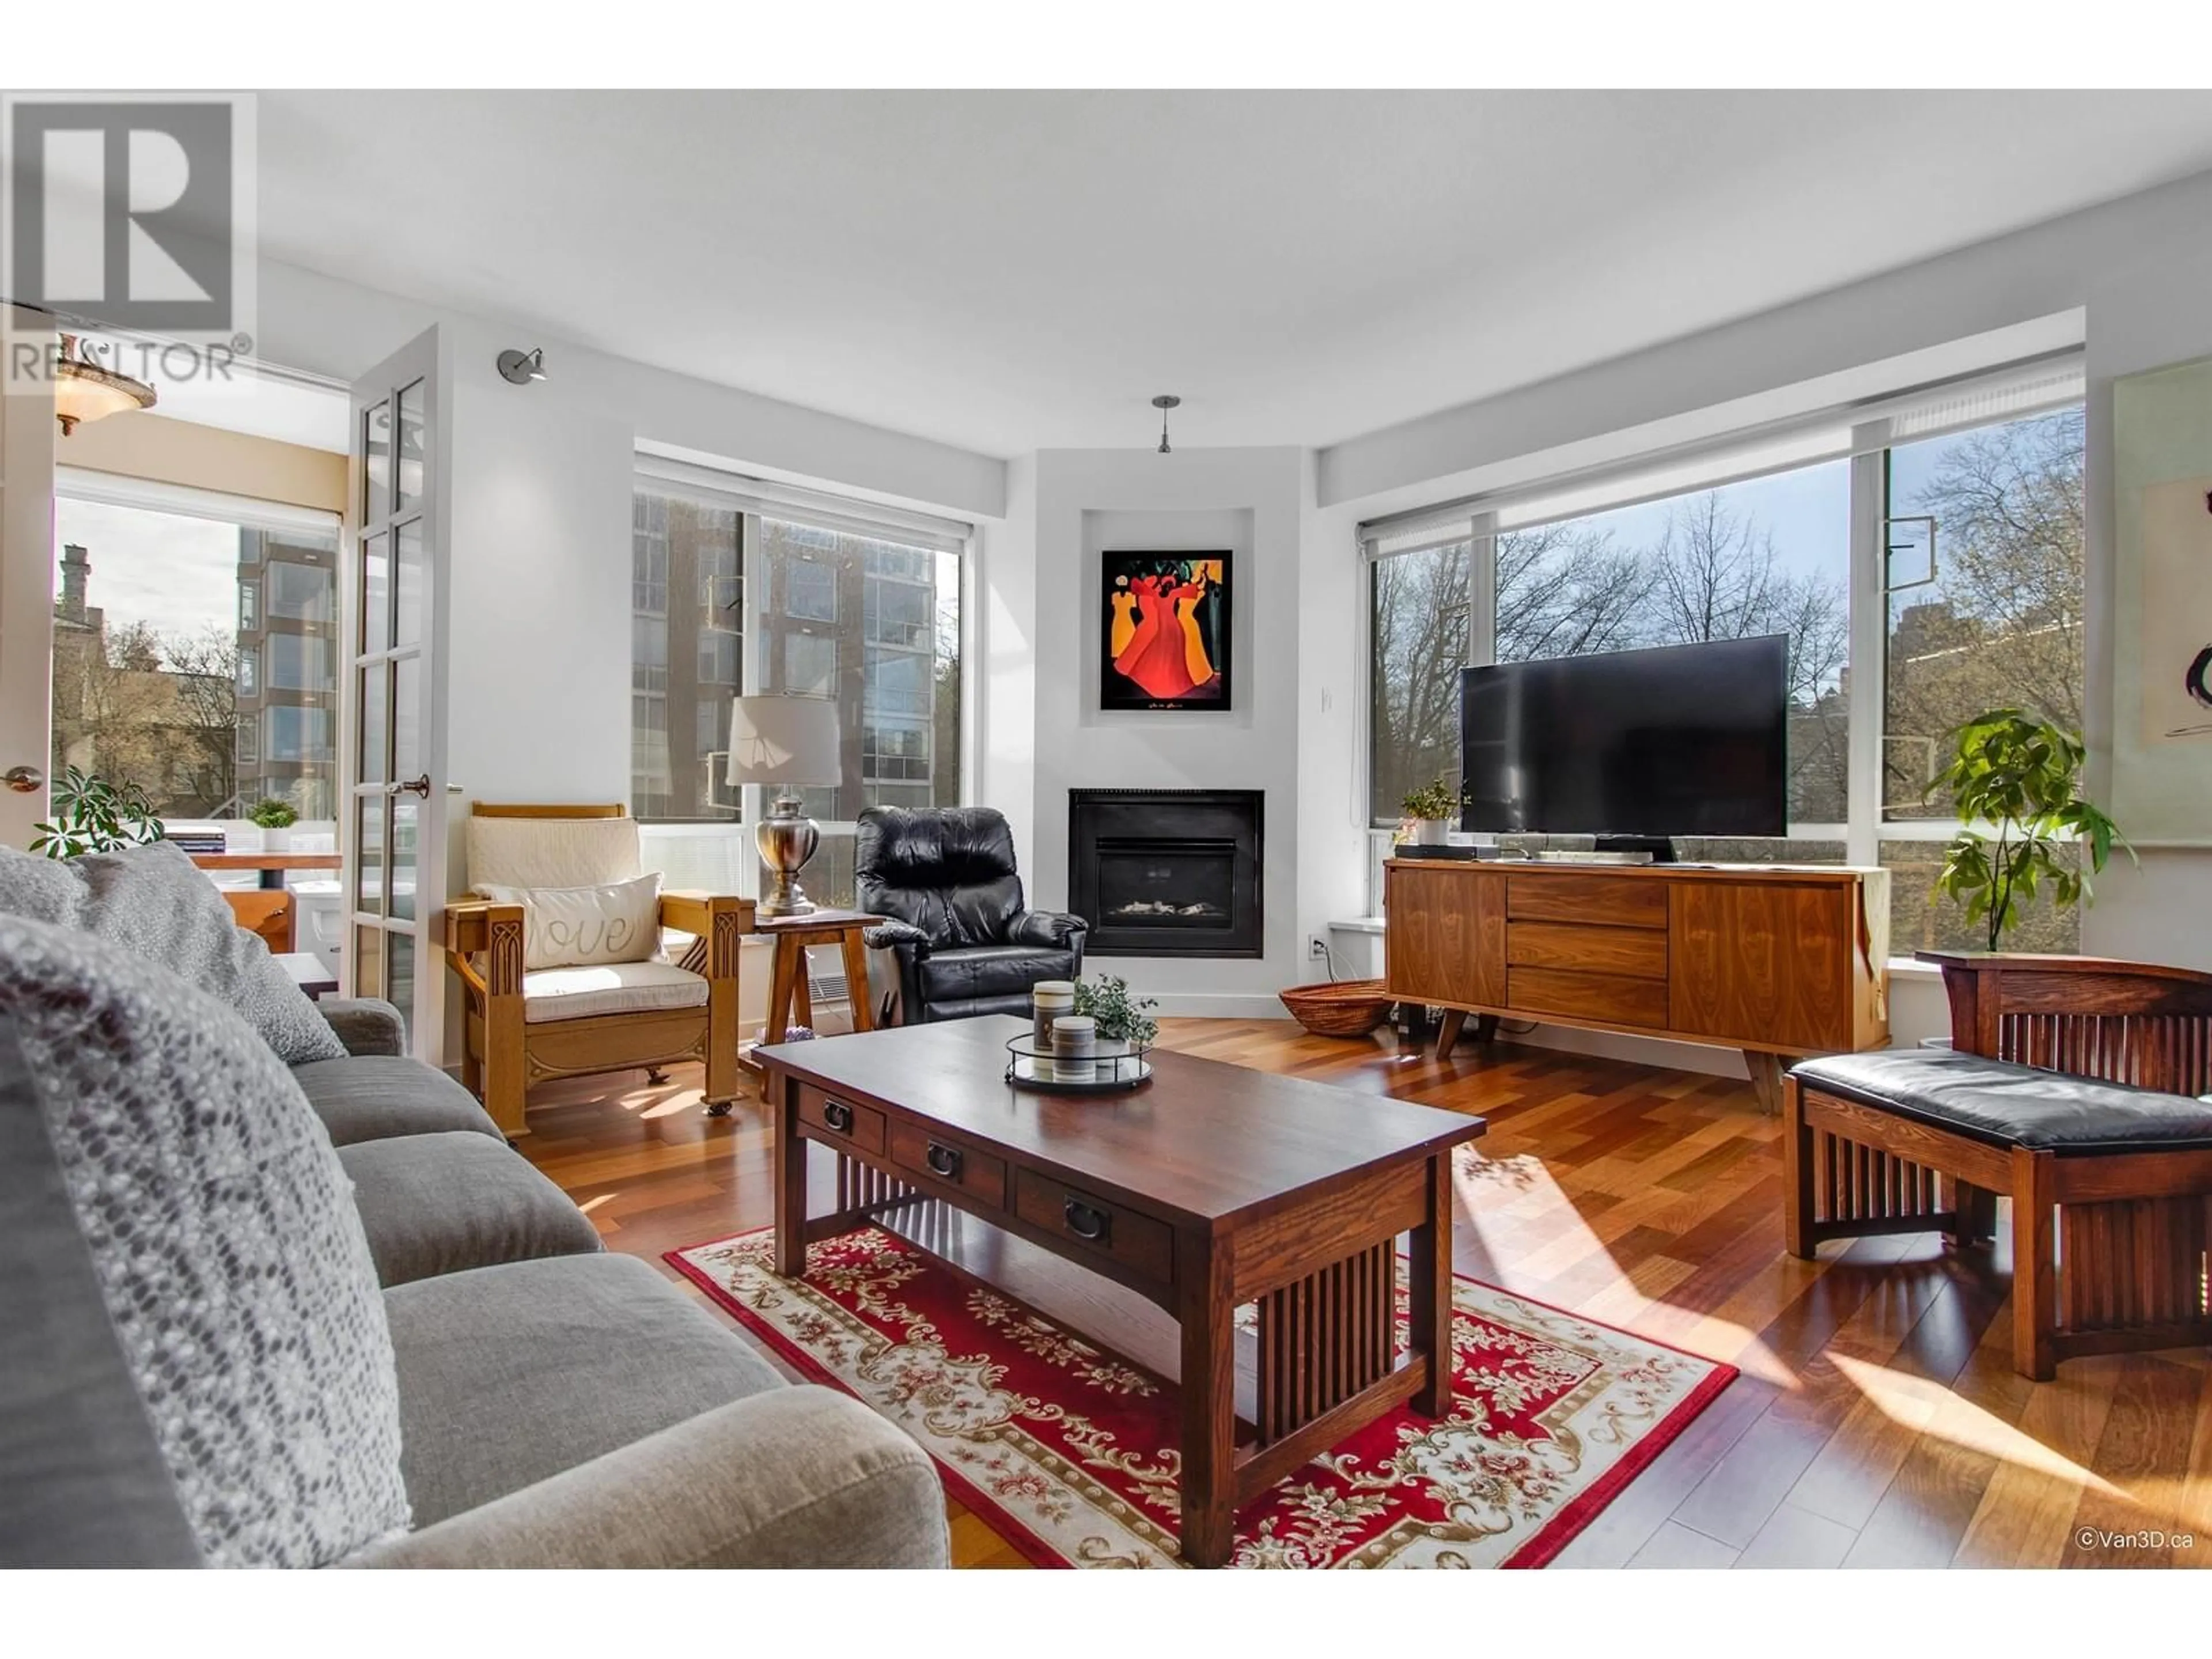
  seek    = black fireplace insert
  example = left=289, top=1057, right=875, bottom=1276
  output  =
left=1067, top=789, right=1263, bottom=959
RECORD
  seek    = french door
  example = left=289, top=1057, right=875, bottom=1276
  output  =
left=343, top=329, right=450, bottom=1059
left=0, top=308, right=57, bottom=847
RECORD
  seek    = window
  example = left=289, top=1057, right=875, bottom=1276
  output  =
left=267, top=632, right=328, bottom=692
left=785, top=557, right=837, bottom=622
left=267, top=560, right=333, bottom=622
left=698, top=630, right=740, bottom=687
left=1362, top=382, right=2085, bottom=953
left=236, top=647, right=258, bottom=695
left=238, top=581, right=257, bottom=630
left=865, top=575, right=931, bottom=647
left=264, top=704, right=330, bottom=761
left=1880, top=406, right=2085, bottom=952
left=784, top=632, right=839, bottom=699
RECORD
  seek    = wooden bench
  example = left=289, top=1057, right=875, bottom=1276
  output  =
left=1783, top=952, right=2212, bottom=1380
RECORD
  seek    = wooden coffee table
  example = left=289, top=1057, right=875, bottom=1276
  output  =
left=757, top=1015, right=1486, bottom=1567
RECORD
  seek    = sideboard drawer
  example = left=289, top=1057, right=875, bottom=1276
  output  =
left=1507, top=919, right=1668, bottom=979
left=1509, top=965, right=1670, bottom=1029
left=888, top=1119, right=1007, bottom=1211
left=796, top=1085, right=886, bottom=1156
left=1506, top=873, right=1668, bottom=930
left=1013, top=1170, right=1176, bottom=1288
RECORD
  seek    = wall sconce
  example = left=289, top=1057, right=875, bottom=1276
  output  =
left=1152, top=393, right=1180, bottom=454
left=496, top=346, right=547, bottom=385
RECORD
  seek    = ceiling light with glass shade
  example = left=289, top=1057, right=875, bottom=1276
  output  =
left=52, top=334, right=157, bottom=436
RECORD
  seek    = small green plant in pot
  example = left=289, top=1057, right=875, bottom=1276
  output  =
left=249, top=797, right=298, bottom=851
left=1927, top=709, right=2131, bottom=952
left=1074, top=974, right=1160, bottom=1055
left=30, top=766, right=164, bottom=859
left=1399, top=777, right=1459, bottom=847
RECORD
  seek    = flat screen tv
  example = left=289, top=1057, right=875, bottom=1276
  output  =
left=1459, top=635, right=1789, bottom=849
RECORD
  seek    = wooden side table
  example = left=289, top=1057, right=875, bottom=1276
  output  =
left=756, top=908, right=880, bottom=1051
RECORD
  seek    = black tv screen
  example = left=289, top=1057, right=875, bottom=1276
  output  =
left=1459, top=635, right=1789, bottom=839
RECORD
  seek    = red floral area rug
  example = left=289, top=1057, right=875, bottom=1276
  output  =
left=668, top=1226, right=1736, bottom=1569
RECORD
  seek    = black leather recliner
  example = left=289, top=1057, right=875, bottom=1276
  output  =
left=855, top=806, right=1088, bottom=1024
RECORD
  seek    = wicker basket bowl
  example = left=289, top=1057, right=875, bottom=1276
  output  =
left=1278, top=978, right=1393, bottom=1038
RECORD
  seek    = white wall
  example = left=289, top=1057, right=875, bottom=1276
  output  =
left=1011, top=447, right=1306, bottom=1016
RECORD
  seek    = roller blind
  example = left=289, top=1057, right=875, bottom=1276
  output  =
left=54, top=467, right=339, bottom=539
left=634, top=453, right=974, bottom=553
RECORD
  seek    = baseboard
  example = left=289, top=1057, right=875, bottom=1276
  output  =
left=1146, top=993, right=1297, bottom=1020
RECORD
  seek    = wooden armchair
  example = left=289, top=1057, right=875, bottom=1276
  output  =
left=442, top=804, right=753, bottom=1137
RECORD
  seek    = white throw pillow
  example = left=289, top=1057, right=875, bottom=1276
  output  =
left=475, top=873, right=663, bottom=970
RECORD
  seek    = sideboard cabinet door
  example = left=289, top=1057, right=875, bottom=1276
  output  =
left=1385, top=865, right=1506, bottom=1010
left=1668, top=880, right=1854, bottom=1052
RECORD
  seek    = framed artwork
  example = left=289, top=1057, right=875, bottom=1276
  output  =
left=1100, top=550, right=1232, bottom=711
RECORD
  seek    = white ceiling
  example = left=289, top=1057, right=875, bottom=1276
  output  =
left=250, top=90, right=2212, bottom=459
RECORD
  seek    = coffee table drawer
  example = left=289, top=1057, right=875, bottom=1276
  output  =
left=796, top=1085, right=885, bottom=1157
left=888, top=1119, right=1007, bottom=1211
left=1013, top=1169, right=1176, bottom=1287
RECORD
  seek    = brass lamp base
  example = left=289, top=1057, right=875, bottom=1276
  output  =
left=755, top=793, right=820, bottom=917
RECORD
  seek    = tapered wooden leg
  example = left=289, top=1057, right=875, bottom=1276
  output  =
left=840, top=929, right=877, bottom=1032
left=2012, top=1145, right=2057, bottom=1381
left=1744, top=1050, right=1786, bottom=1116
left=1783, top=1074, right=1817, bottom=1259
left=1472, top=1013, right=1500, bottom=1044
left=793, top=950, right=815, bottom=1029
left=765, top=937, right=797, bottom=1046
left=1176, top=1229, right=1237, bottom=1567
left=772, top=1075, right=808, bottom=1278
left=1407, top=1150, right=1455, bottom=1417
left=1433, top=1008, right=1468, bottom=1059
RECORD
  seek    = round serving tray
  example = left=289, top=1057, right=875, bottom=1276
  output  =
left=1004, top=1034, right=1153, bottom=1093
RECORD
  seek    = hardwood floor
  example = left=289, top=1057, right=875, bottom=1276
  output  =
left=517, top=1018, right=2212, bottom=1570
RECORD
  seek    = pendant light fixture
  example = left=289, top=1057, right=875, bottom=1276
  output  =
left=52, top=333, right=157, bottom=437
left=1152, top=393, right=1180, bottom=454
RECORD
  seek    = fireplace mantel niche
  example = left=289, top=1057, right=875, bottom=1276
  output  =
left=1067, top=789, right=1264, bottom=959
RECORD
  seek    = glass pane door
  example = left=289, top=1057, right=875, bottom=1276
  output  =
left=344, top=329, right=446, bottom=1058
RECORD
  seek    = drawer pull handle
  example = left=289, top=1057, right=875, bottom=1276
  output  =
left=821, top=1100, right=854, bottom=1134
left=925, top=1142, right=963, bottom=1179
left=1063, top=1199, right=1112, bottom=1244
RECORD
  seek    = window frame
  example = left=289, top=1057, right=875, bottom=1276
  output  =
left=628, top=469, right=976, bottom=908
left=1359, top=374, right=2088, bottom=926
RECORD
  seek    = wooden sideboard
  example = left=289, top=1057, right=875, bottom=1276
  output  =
left=1384, top=857, right=1891, bottom=1109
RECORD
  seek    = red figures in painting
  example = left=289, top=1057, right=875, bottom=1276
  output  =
left=1103, top=552, right=1231, bottom=710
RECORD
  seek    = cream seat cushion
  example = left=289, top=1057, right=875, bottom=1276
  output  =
left=521, top=961, right=709, bottom=1025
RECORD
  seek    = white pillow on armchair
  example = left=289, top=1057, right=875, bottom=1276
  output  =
left=474, top=872, right=663, bottom=971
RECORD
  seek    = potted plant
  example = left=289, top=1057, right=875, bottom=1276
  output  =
left=249, top=796, right=299, bottom=852
left=29, top=766, right=164, bottom=859
left=1398, top=777, right=1459, bottom=847
left=1927, top=709, right=2131, bottom=952
left=1073, top=974, right=1160, bottom=1056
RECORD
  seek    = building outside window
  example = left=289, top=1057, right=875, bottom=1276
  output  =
left=50, top=498, right=339, bottom=824
left=628, top=483, right=965, bottom=908
left=1365, top=393, right=2085, bottom=953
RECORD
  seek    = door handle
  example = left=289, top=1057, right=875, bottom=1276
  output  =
left=391, top=775, right=431, bottom=798
left=3, top=765, right=42, bottom=794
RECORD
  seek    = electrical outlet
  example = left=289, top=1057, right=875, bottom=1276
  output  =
left=1308, top=935, right=1330, bottom=960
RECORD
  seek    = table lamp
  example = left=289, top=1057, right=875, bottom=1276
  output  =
left=727, top=694, right=843, bottom=916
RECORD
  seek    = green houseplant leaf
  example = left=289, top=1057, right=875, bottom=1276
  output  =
left=1925, top=710, right=2132, bottom=952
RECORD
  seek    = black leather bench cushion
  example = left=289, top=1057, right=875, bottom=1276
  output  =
left=1791, top=1049, right=2212, bottom=1156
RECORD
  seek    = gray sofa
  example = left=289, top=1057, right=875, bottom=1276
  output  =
left=0, top=850, right=948, bottom=1570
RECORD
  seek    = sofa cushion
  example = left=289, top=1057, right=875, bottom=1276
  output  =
left=0, top=1012, right=202, bottom=1566
left=1791, top=1048, right=2212, bottom=1154
left=475, top=872, right=662, bottom=969
left=0, top=914, right=408, bottom=1567
left=381, top=1253, right=784, bottom=1525
left=0, top=841, right=346, bottom=1066
left=339, top=1132, right=605, bottom=1287
left=919, top=942, right=1081, bottom=1007
left=293, top=1055, right=505, bottom=1146
left=522, top=959, right=709, bottom=1024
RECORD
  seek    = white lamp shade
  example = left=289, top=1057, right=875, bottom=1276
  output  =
left=727, top=695, right=843, bottom=787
